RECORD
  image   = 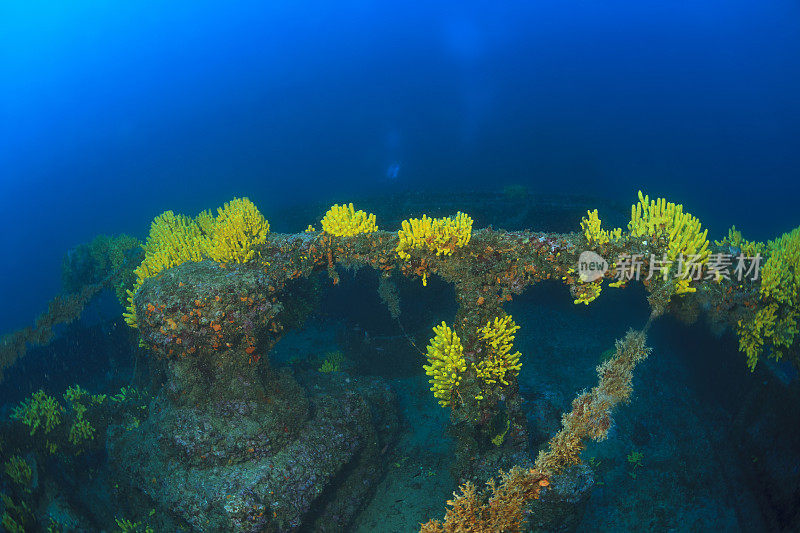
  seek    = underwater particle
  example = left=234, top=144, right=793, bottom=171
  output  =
left=320, top=203, right=378, bottom=237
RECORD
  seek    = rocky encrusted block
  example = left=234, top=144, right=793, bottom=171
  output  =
left=108, top=370, right=398, bottom=532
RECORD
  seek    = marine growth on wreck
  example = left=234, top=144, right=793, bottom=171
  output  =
left=1, top=191, right=797, bottom=532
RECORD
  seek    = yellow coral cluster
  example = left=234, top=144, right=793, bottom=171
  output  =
left=1, top=494, right=31, bottom=533
left=195, top=209, right=216, bottom=235
left=320, top=203, right=378, bottom=237
left=714, top=225, right=764, bottom=258
left=425, top=316, right=525, bottom=406
left=396, top=212, right=473, bottom=261
left=474, top=316, right=522, bottom=393
left=115, top=517, right=156, bottom=533
left=318, top=351, right=345, bottom=373
left=206, top=197, right=270, bottom=263
left=759, top=226, right=800, bottom=305
left=573, top=281, right=603, bottom=305
left=123, top=198, right=269, bottom=328
left=580, top=209, right=621, bottom=246
left=738, top=225, right=800, bottom=370
left=123, top=211, right=208, bottom=327
left=629, top=191, right=709, bottom=294
left=10, top=390, right=63, bottom=436
left=737, top=305, right=777, bottom=370
left=3, top=456, right=32, bottom=487
left=68, top=417, right=95, bottom=446
left=423, top=322, right=467, bottom=407
left=64, top=384, right=100, bottom=447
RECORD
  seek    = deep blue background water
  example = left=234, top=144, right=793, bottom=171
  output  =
left=2, top=0, right=800, bottom=333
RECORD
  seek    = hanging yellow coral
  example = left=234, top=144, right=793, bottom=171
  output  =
left=573, top=281, right=603, bottom=305
left=206, top=197, right=270, bottom=264
left=738, top=225, right=800, bottom=370
left=123, top=211, right=208, bottom=328
left=320, top=203, right=378, bottom=237
left=760, top=226, right=800, bottom=305
left=423, top=322, right=467, bottom=407
left=474, top=316, right=522, bottom=390
left=737, top=304, right=776, bottom=370
left=580, top=209, right=621, bottom=246
left=396, top=212, right=473, bottom=261
left=628, top=191, right=709, bottom=294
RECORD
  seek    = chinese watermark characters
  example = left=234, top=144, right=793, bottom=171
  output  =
left=578, top=252, right=761, bottom=283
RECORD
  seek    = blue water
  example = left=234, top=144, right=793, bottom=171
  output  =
left=2, top=0, right=800, bottom=332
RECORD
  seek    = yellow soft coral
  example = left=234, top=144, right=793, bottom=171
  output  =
left=115, top=517, right=156, bottom=533
left=629, top=191, right=709, bottom=293
left=62, top=384, right=101, bottom=448
left=423, top=322, right=467, bottom=407
left=318, top=351, right=345, bottom=373
left=760, top=226, right=800, bottom=305
left=4, top=456, right=32, bottom=487
left=738, top=225, right=800, bottom=369
left=11, top=390, right=63, bottom=436
left=573, top=280, right=603, bottom=305
left=320, top=203, right=378, bottom=237
left=206, top=197, right=270, bottom=264
left=68, top=417, right=96, bottom=446
left=714, top=225, right=764, bottom=258
left=580, top=209, right=621, bottom=247
left=195, top=209, right=216, bottom=235
left=396, top=212, right=473, bottom=261
left=474, top=316, right=522, bottom=389
left=123, top=211, right=208, bottom=327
